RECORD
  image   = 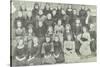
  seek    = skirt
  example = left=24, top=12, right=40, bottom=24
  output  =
left=80, top=42, right=91, bottom=56
left=64, top=51, right=80, bottom=63
left=42, top=55, right=56, bottom=64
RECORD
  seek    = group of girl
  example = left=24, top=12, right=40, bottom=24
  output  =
left=12, top=3, right=96, bottom=66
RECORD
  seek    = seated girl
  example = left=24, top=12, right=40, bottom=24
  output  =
left=27, top=37, right=42, bottom=65
left=64, top=35, right=80, bottom=63
left=77, top=26, right=91, bottom=58
left=41, top=35, right=56, bottom=64
left=53, top=35, right=64, bottom=63
left=13, top=38, right=27, bottom=66
left=15, top=21, right=25, bottom=41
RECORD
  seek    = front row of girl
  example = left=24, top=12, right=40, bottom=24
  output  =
left=12, top=21, right=96, bottom=66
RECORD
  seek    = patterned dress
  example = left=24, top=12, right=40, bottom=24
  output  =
left=64, top=41, right=80, bottom=63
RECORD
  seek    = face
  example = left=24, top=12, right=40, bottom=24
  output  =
left=76, top=19, right=80, bottom=24
left=81, top=5, right=85, bottom=10
left=61, top=9, right=66, bottom=15
left=33, top=37, right=38, bottom=44
left=66, top=25, right=70, bottom=30
left=55, top=36, right=59, bottom=42
left=18, top=11, right=22, bottom=17
left=46, top=4, right=50, bottom=10
left=47, top=14, right=52, bottom=19
left=52, top=10, right=56, bottom=15
left=68, top=5, right=72, bottom=9
left=39, top=21, right=43, bottom=27
left=17, top=21, right=22, bottom=28
left=27, top=11, right=32, bottom=17
left=90, top=24, right=95, bottom=30
left=34, top=5, right=39, bottom=9
left=67, top=35, right=72, bottom=41
left=39, top=10, right=43, bottom=15
left=18, top=39, right=24, bottom=46
left=22, top=11, right=27, bottom=17
left=46, top=37, right=50, bottom=42
left=22, top=5, right=25, bottom=11
left=48, top=26, right=53, bottom=32
left=58, top=20, right=62, bottom=25
left=58, top=5, right=61, bottom=10
left=28, top=28, right=33, bottom=34
left=73, top=10, right=77, bottom=15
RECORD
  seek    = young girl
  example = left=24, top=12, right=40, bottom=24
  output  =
left=15, top=21, right=25, bottom=42
left=42, top=36, right=56, bottom=64
left=53, top=35, right=64, bottom=63
left=52, top=9, right=57, bottom=24
left=89, top=24, right=96, bottom=56
left=26, top=25, right=35, bottom=60
left=64, top=24, right=74, bottom=40
left=45, top=13, right=53, bottom=27
left=27, top=37, right=42, bottom=65
left=66, top=4, right=73, bottom=25
left=46, top=26, right=54, bottom=39
left=64, top=35, right=80, bottom=63
left=32, top=3, right=39, bottom=17
left=13, top=38, right=27, bottom=66
left=54, top=19, right=64, bottom=45
left=77, top=26, right=91, bottom=58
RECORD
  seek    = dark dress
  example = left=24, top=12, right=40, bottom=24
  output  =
left=14, top=16, right=25, bottom=28
left=42, top=42, right=56, bottom=64
left=56, top=9, right=62, bottom=19
left=53, top=41, right=64, bottom=63
left=79, top=9, right=87, bottom=26
left=45, top=19, right=54, bottom=28
left=66, top=8, right=73, bottom=25
left=13, top=45, right=27, bottom=66
left=43, top=8, right=51, bottom=15
left=90, top=30, right=96, bottom=54
left=28, top=43, right=42, bottom=65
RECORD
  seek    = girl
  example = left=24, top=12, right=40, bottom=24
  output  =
left=36, top=9, right=46, bottom=28
left=43, top=3, right=51, bottom=15
left=64, top=24, right=74, bottom=41
left=72, top=9, right=78, bottom=23
left=27, top=37, right=42, bottom=65
left=14, top=11, right=25, bottom=27
left=64, top=35, right=80, bottom=63
left=15, top=21, right=25, bottom=42
left=77, top=26, right=91, bottom=58
left=66, top=4, right=73, bottom=25
left=61, top=9, right=69, bottom=25
left=52, top=9, right=57, bottom=24
left=32, top=3, right=39, bottom=17
left=45, top=13, right=53, bottom=27
left=72, top=19, right=82, bottom=56
left=13, top=38, right=27, bottom=66
left=42, top=35, right=56, bottom=64
left=53, top=35, right=64, bottom=63
left=79, top=5, right=87, bottom=26
left=89, top=24, right=96, bottom=56
left=46, top=26, right=54, bottom=39
left=26, top=24, right=35, bottom=60
left=54, top=19, right=64, bottom=45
